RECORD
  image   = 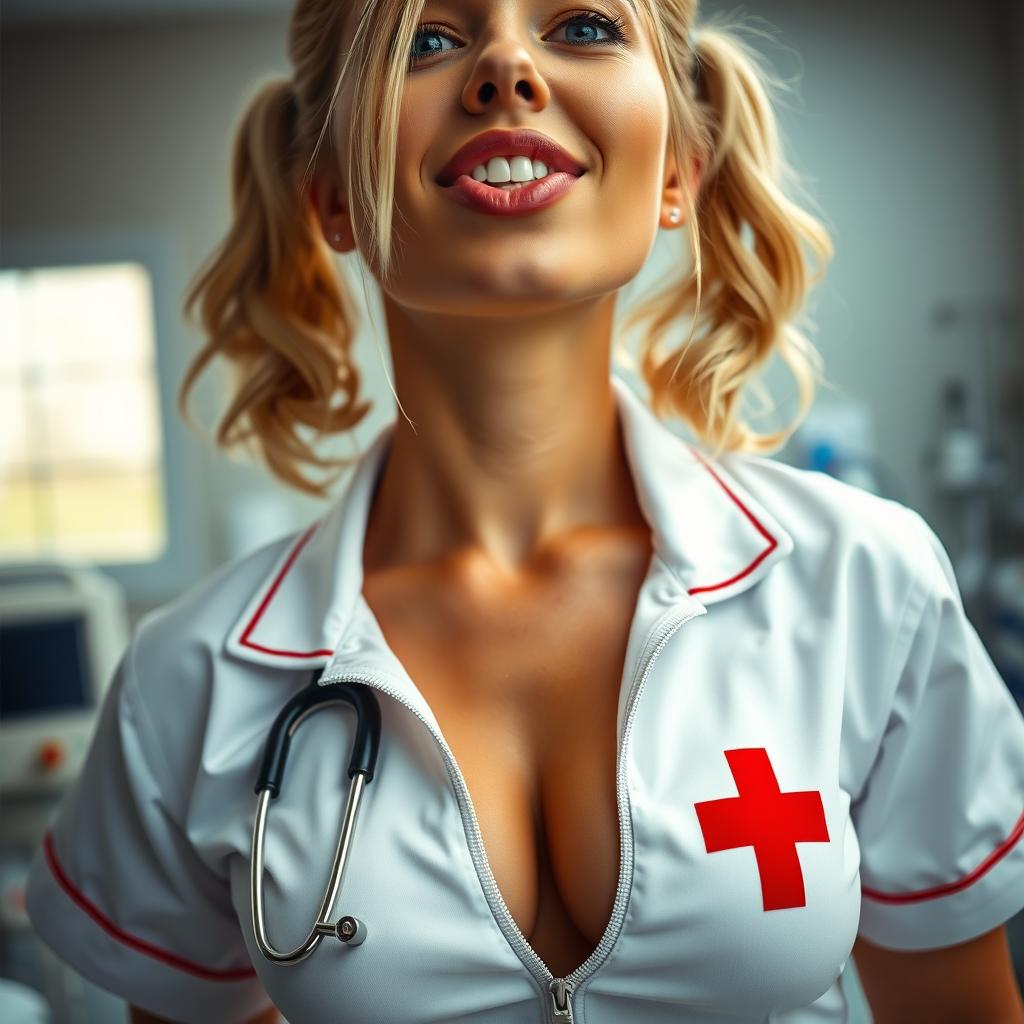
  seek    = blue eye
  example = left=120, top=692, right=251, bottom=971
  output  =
left=551, top=11, right=628, bottom=46
left=410, top=25, right=457, bottom=63
left=410, top=11, right=628, bottom=67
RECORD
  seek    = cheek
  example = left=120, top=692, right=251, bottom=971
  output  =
left=586, top=65, right=670, bottom=220
left=398, top=77, right=438, bottom=180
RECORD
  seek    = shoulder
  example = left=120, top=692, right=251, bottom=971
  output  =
left=106, top=524, right=322, bottom=828
left=717, top=450, right=937, bottom=607
left=134, top=528, right=299, bottom=671
left=719, top=449, right=920, bottom=543
left=129, top=526, right=308, bottom=709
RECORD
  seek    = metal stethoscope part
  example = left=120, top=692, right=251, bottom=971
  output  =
left=250, top=668, right=382, bottom=965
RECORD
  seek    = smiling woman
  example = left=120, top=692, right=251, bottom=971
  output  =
left=22, top=2, right=1024, bottom=1024
left=176, top=0, right=833, bottom=497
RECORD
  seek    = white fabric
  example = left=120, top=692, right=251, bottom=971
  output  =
left=25, top=373, right=1024, bottom=1023
left=0, top=980, right=51, bottom=1024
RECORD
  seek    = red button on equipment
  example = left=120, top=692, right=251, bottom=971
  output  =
left=37, top=740, right=65, bottom=771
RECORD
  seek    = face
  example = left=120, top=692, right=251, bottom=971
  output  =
left=314, top=0, right=694, bottom=319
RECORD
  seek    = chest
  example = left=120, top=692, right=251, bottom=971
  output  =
left=238, top=571, right=867, bottom=1024
left=360, top=543, right=652, bottom=978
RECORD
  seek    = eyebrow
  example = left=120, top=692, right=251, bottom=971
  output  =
left=428, top=0, right=641, bottom=18
left=617, top=0, right=642, bottom=24
left=420, top=0, right=642, bottom=26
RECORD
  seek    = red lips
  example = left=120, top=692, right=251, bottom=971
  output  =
left=435, top=128, right=587, bottom=188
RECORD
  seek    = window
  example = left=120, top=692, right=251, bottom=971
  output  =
left=0, top=263, right=167, bottom=562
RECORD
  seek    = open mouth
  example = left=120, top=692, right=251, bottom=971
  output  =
left=435, top=132, right=588, bottom=190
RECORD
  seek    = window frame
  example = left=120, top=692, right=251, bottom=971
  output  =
left=2, top=224, right=209, bottom=606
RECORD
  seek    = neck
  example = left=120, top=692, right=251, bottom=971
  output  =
left=362, top=296, right=649, bottom=584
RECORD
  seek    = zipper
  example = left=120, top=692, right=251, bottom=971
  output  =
left=319, top=599, right=706, bottom=1023
left=549, top=976, right=575, bottom=1021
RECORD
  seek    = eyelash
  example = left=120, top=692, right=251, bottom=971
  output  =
left=410, top=10, right=628, bottom=66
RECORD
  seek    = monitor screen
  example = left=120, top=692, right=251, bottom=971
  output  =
left=0, top=615, right=92, bottom=720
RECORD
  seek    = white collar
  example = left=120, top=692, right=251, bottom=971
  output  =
left=225, top=374, right=794, bottom=670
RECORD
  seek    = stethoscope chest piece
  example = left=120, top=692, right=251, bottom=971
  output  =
left=250, top=669, right=382, bottom=965
left=334, top=915, right=367, bottom=944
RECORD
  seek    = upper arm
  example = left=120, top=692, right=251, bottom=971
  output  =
left=852, top=925, right=1024, bottom=1024
left=23, top=636, right=271, bottom=1021
left=850, top=508, right=1024, bottom=951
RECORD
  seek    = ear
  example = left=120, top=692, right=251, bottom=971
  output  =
left=660, top=151, right=704, bottom=228
left=308, top=162, right=357, bottom=253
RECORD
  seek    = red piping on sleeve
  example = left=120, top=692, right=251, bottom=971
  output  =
left=686, top=445, right=779, bottom=595
left=42, top=831, right=257, bottom=981
left=861, top=805, right=1024, bottom=904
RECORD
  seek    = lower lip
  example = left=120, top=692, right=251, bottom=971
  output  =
left=440, top=171, right=583, bottom=216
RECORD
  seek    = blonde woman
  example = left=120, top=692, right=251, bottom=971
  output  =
left=25, top=1, right=1024, bottom=1022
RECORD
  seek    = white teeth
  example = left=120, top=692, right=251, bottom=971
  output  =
left=506, top=155, right=533, bottom=182
left=484, top=156, right=511, bottom=182
left=470, top=157, right=550, bottom=185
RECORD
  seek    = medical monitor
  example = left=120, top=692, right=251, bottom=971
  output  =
left=0, top=563, right=129, bottom=803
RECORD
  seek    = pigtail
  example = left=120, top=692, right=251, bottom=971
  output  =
left=178, top=75, right=371, bottom=498
left=179, top=1, right=835, bottom=495
left=624, top=22, right=835, bottom=458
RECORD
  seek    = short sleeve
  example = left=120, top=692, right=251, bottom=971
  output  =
left=851, top=507, right=1024, bottom=950
left=24, top=634, right=273, bottom=1023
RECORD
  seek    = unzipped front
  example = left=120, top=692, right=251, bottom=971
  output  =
left=314, top=593, right=708, bottom=1023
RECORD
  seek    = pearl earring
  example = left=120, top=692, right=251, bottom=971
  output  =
left=669, top=208, right=681, bottom=223
left=332, top=232, right=342, bottom=243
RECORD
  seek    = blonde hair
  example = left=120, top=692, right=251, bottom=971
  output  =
left=179, top=0, right=834, bottom=497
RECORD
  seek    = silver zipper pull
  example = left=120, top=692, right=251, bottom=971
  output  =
left=549, top=978, right=575, bottom=1022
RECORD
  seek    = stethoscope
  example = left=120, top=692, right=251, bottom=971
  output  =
left=250, top=668, right=382, bottom=965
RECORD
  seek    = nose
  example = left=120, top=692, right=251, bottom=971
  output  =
left=460, top=36, right=551, bottom=115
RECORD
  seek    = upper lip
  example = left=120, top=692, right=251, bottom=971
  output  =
left=435, top=128, right=587, bottom=187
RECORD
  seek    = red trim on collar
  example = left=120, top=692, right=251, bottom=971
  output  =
left=685, top=446, right=779, bottom=596
left=42, top=831, right=257, bottom=981
left=238, top=450, right=781, bottom=656
left=238, top=523, right=333, bottom=659
left=861, top=805, right=1024, bottom=904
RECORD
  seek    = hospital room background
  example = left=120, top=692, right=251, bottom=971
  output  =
left=1, top=0, right=1023, bottom=1020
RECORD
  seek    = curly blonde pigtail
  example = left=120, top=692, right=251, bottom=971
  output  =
left=621, top=13, right=836, bottom=458
left=180, top=1, right=836, bottom=495
left=179, top=62, right=371, bottom=497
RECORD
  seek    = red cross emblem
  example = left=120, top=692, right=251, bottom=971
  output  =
left=694, top=748, right=830, bottom=911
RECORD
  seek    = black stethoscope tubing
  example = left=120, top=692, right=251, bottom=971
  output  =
left=250, top=668, right=383, bottom=964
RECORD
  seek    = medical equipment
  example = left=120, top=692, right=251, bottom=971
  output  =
left=990, top=557, right=1024, bottom=708
left=787, top=400, right=905, bottom=504
left=929, top=299, right=1017, bottom=609
left=0, top=563, right=128, bottom=806
left=0, top=563, right=129, bottom=1024
left=250, top=668, right=383, bottom=965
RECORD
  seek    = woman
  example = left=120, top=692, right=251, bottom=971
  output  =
left=26, top=0, right=1024, bottom=1021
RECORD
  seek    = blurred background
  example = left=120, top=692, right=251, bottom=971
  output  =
left=1, top=0, right=1023, bottom=1020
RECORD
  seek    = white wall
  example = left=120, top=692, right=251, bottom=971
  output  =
left=701, top=0, right=1023, bottom=536
left=2, top=0, right=1021, bottom=621
left=1008, top=0, right=1024, bottom=299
